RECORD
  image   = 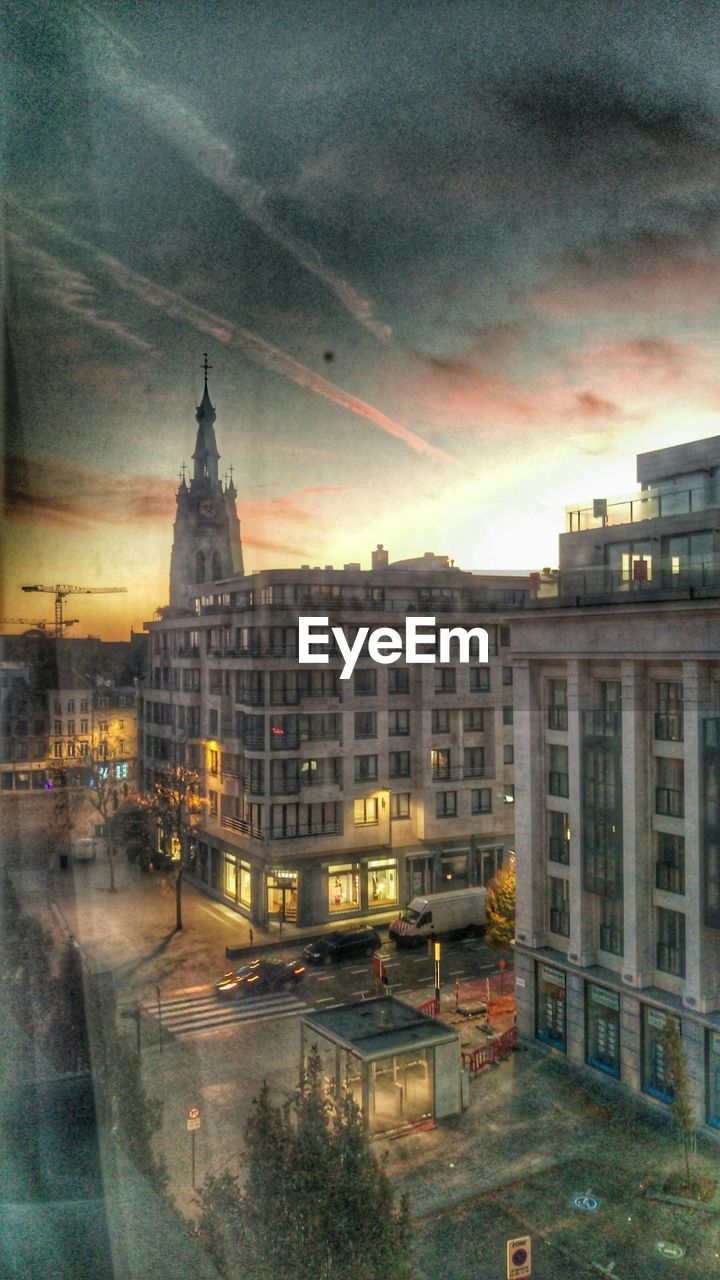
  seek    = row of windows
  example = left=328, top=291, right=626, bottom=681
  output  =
left=51, top=696, right=124, bottom=714
left=545, top=879, right=686, bottom=974
left=545, top=679, right=697, bottom=744
left=151, top=663, right=507, bottom=696
left=535, top=968, right=720, bottom=1126
left=53, top=719, right=122, bottom=735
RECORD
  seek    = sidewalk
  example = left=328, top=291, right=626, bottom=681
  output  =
left=47, top=853, right=398, bottom=1001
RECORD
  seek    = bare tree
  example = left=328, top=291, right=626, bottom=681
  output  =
left=67, top=748, right=122, bottom=892
left=138, top=760, right=207, bottom=930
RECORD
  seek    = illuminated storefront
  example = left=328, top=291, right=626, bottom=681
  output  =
left=267, top=868, right=298, bottom=920
left=300, top=997, right=461, bottom=1134
left=223, top=852, right=252, bottom=909
left=366, top=858, right=397, bottom=907
left=328, top=863, right=360, bottom=914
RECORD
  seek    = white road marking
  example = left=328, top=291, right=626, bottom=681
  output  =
left=316, top=975, right=335, bottom=981
left=449, top=970, right=466, bottom=976
left=351, top=989, right=371, bottom=996
left=142, top=989, right=309, bottom=1037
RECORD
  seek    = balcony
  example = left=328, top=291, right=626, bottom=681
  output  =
left=220, top=814, right=263, bottom=839
left=565, top=484, right=710, bottom=532
left=269, top=821, right=342, bottom=839
left=431, top=765, right=491, bottom=782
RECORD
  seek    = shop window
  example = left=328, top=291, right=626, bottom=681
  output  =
left=641, top=1006, right=679, bottom=1102
left=328, top=863, right=360, bottom=913
left=585, top=984, right=620, bottom=1077
left=368, top=859, right=397, bottom=907
left=224, top=856, right=237, bottom=901
left=354, top=797, right=378, bottom=826
left=441, top=852, right=468, bottom=888
left=706, top=1030, right=720, bottom=1129
left=535, top=963, right=566, bottom=1051
left=469, top=668, right=490, bottom=693
left=471, top=788, right=492, bottom=815
left=239, top=861, right=251, bottom=907
left=390, top=792, right=410, bottom=819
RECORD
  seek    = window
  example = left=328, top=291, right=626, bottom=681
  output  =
left=67, top=699, right=75, bottom=713
left=463, top=707, right=483, bottom=731
left=66, top=741, right=75, bottom=758
left=80, top=720, right=88, bottom=734
left=548, top=745, right=569, bottom=797
left=432, top=709, right=450, bottom=733
left=390, top=792, right=410, bottom=819
left=388, top=709, right=409, bottom=736
left=354, top=797, right=378, bottom=826
left=585, top=984, right=620, bottom=1077
left=115, top=762, right=128, bottom=780
left=536, top=963, right=566, bottom=1050
left=354, top=711, right=377, bottom=739
left=54, top=721, right=62, bottom=736
left=328, top=863, right=360, bottom=914
left=503, top=744, right=514, bottom=765
left=502, top=667, right=513, bottom=686
left=431, top=749, right=450, bottom=780
left=464, top=746, right=485, bottom=778
left=389, top=750, right=411, bottom=777
left=208, top=749, right=219, bottom=775
left=354, top=755, right=378, bottom=782
left=434, top=668, right=456, bottom=693
left=80, top=700, right=88, bottom=713
left=53, top=701, right=61, bottom=714
left=469, top=667, right=490, bottom=693
left=471, top=788, right=492, bottom=814
left=549, top=876, right=570, bottom=936
left=67, top=721, right=75, bottom=736
left=656, top=758, right=684, bottom=817
left=388, top=668, right=409, bottom=694
left=98, top=721, right=109, bottom=733
left=641, top=1006, right=679, bottom=1102
left=599, top=897, right=623, bottom=955
left=502, top=705, right=513, bottom=725
left=504, top=784, right=515, bottom=804
left=548, top=810, right=570, bottom=863
left=655, top=681, right=683, bottom=742
left=441, top=851, right=468, bottom=887
left=53, top=742, right=62, bottom=758
left=548, top=679, right=568, bottom=730
left=706, top=1030, right=720, bottom=1129
left=208, top=708, right=219, bottom=737
left=656, top=908, right=685, bottom=976
left=368, top=858, right=398, bottom=907
left=499, top=625, right=511, bottom=646
left=436, top=791, right=457, bottom=818
left=354, top=669, right=377, bottom=696
left=656, top=832, right=684, bottom=894
left=209, top=789, right=218, bottom=816
left=98, top=697, right=108, bottom=708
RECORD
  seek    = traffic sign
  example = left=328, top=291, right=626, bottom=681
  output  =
left=186, top=1105, right=201, bottom=1131
left=506, top=1234, right=531, bottom=1279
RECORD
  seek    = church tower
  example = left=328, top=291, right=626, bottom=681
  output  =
left=169, top=357, right=244, bottom=608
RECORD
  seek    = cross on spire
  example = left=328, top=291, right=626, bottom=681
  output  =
left=201, top=353, right=212, bottom=387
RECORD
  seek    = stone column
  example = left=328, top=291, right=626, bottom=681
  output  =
left=621, top=661, right=654, bottom=987
left=682, top=661, right=720, bottom=1014
left=567, top=660, right=596, bottom=967
left=514, top=659, right=547, bottom=949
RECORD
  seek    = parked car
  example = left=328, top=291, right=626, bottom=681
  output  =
left=303, top=926, right=382, bottom=965
left=214, top=956, right=306, bottom=998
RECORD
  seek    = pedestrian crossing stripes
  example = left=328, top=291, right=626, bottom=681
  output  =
left=142, top=989, right=310, bottom=1038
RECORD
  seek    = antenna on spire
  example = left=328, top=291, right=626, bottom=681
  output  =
left=180, top=460, right=187, bottom=484
left=228, top=464, right=234, bottom=485
left=201, top=353, right=212, bottom=387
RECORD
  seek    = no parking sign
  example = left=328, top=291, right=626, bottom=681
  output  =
left=506, top=1234, right=531, bottom=1279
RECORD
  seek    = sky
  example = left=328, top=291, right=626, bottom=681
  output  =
left=5, top=0, right=720, bottom=638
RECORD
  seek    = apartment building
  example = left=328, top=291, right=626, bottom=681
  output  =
left=513, top=434, right=720, bottom=1132
left=143, top=561, right=521, bottom=927
left=48, top=677, right=137, bottom=787
left=0, top=662, right=48, bottom=791
left=142, top=371, right=521, bottom=927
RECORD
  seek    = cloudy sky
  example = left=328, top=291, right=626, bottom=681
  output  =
left=6, top=0, right=720, bottom=637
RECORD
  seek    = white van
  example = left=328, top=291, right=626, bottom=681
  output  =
left=389, top=887, right=487, bottom=947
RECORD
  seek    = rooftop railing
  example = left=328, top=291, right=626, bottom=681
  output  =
left=566, top=485, right=713, bottom=532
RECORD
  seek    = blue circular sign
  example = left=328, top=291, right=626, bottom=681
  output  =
left=571, top=1193, right=599, bottom=1212
left=511, top=1247, right=528, bottom=1265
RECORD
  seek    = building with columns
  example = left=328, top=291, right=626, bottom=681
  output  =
left=512, top=434, right=720, bottom=1132
left=142, top=371, right=521, bottom=928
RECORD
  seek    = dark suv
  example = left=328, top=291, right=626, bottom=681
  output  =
left=303, top=926, right=382, bottom=965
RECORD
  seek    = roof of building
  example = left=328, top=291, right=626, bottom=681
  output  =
left=301, top=996, right=458, bottom=1059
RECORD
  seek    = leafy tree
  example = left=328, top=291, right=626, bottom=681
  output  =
left=486, top=855, right=516, bottom=948
left=194, top=1050, right=413, bottom=1280
left=662, top=1017, right=697, bottom=1192
left=138, top=760, right=207, bottom=930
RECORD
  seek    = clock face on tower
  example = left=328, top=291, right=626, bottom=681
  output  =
left=199, top=501, right=217, bottom=518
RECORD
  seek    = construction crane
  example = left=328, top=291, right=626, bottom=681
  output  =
left=21, top=584, right=128, bottom=639
left=0, top=617, right=79, bottom=634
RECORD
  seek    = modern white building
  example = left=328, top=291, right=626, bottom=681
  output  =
left=513, top=435, right=720, bottom=1132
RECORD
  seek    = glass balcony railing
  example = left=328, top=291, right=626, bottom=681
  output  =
left=565, top=485, right=711, bottom=532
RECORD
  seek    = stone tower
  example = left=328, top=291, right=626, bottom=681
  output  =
left=169, top=359, right=244, bottom=608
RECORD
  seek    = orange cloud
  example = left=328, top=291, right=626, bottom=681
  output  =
left=5, top=454, right=176, bottom=529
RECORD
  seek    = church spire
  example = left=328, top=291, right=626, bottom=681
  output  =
left=192, top=353, right=220, bottom=486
